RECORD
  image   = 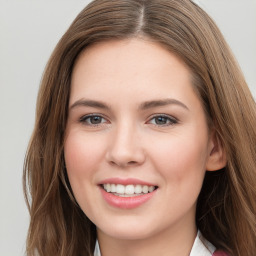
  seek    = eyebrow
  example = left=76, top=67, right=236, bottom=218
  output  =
left=69, top=98, right=189, bottom=111
left=139, top=99, right=189, bottom=111
left=70, top=99, right=111, bottom=110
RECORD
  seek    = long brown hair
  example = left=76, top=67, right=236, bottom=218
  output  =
left=23, top=0, right=256, bottom=255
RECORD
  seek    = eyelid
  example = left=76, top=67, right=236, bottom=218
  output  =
left=78, top=113, right=178, bottom=127
left=146, top=114, right=179, bottom=126
left=79, top=113, right=110, bottom=126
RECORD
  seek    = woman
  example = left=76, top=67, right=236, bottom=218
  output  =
left=23, top=0, right=256, bottom=255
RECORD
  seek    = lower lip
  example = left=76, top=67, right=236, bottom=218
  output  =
left=100, top=187, right=157, bottom=209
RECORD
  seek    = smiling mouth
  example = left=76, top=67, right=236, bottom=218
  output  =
left=101, top=184, right=158, bottom=197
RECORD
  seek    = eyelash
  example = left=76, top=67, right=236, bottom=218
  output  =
left=79, top=114, right=178, bottom=127
left=147, top=114, right=178, bottom=126
left=79, top=114, right=108, bottom=126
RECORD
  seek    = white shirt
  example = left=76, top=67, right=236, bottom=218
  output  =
left=94, top=231, right=216, bottom=256
left=190, top=231, right=216, bottom=256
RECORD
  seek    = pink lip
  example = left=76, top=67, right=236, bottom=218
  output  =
left=100, top=186, right=157, bottom=209
left=98, top=177, right=156, bottom=186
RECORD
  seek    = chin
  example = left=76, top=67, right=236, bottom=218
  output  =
left=96, top=216, right=160, bottom=241
left=102, top=228, right=155, bottom=241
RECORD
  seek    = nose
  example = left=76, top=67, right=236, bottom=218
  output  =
left=105, top=123, right=146, bottom=168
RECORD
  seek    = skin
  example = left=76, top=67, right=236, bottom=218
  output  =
left=64, top=38, right=225, bottom=256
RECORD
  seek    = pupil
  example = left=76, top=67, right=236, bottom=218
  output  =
left=156, top=117, right=167, bottom=124
left=91, top=116, right=101, bottom=124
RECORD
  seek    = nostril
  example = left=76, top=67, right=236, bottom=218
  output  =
left=109, top=160, right=138, bottom=167
left=127, top=161, right=137, bottom=165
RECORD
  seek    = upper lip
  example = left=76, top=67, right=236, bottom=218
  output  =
left=98, top=177, right=157, bottom=186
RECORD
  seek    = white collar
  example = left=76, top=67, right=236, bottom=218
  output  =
left=190, top=230, right=216, bottom=256
left=94, top=230, right=216, bottom=256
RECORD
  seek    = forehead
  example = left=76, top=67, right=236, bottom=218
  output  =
left=71, top=38, right=193, bottom=99
left=73, top=38, right=190, bottom=73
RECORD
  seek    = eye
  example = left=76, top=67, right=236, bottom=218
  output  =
left=148, top=115, right=178, bottom=126
left=79, top=114, right=108, bottom=126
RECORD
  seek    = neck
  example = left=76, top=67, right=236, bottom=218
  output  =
left=97, top=218, right=197, bottom=256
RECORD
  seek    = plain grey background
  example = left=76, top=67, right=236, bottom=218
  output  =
left=0, top=1, right=255, bottom=255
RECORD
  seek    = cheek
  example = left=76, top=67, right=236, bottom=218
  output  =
left=64, top=131, right=106, bottom=214
left=64, top=132, right=104, bottom=177
left=63, top=131, right=107, bottom=205
left=149, top=132, right=209, bottom=188
left=148, top=133, right=209, bottom=218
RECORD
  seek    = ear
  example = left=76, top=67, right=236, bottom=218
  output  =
left=206, top=130, right=227, bottom=171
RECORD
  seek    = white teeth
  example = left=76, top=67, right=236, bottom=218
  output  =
left=149, top=185, right=154, bottom=193
left=135, top=184, right=142, bottom=194
left=125, top=185, right=135, bottom=195
left=102, top=184, right=156, bottom=195
left=116, top=184, right=125, bottom=194
left=142, top=185, right=149, bottom=194
left=103, top=184, right=111, bottom=192
left=111, top=184, right=116, bottom=193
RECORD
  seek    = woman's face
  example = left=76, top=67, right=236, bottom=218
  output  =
left=64, top=39, right=216, bottom=241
